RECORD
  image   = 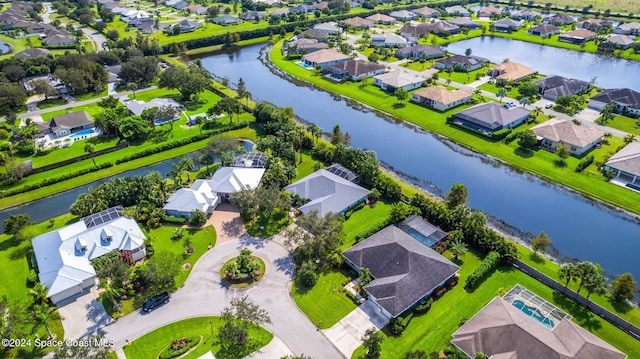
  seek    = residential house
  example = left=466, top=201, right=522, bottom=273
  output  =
left=40, top=111, right=94, bottom=138
left=187, top=113, right=208, bottom=126
left=313, top=2, right=329, bottom=11
left=420, top=20, right=460, bottom=35
left=493, top=18, right=523, bottom=32
left=411, top=86, right=473, bottom=111
left=163, top=179, right=221, bottom=218
left=589, top=88, right=640, bottom=116
left=177, top=19, right=202, bottom=32
left=527, top=23, right=560, bottom=37
left=291, top=4, right=315, bottom=14
left=342, top=16, right=374, bottom=29
left=268, top=8, right=290, bottom=16
left=488, top=61, right=534, bottom=82
left=412, top=6, right=440, bottom=19
left=435, top=55, right=487, bottom=72
left=296, top=29, right=328, bottom=42
left=31, top=207, right=146, bottom=304
left=605, top=141, right=640, bottom=187
left=545, top=13, right=575, bottom=26
left=613, top=22, right=640, bottom=35
left=603, top=34, right=634, bottom=49
left=373, top=71, right=425, bottom=92
left=477, top=6, right=501, bottom=18
left=121, top=98, right=183, bottom=121
left=239, top=11, right=266, bottom=21
left=445, top=5, right=470, bottom=17
left=327, top=59, right=386, bottom=81
left=400, top=25, right=430, bottom=39
left=284, top=38, right=328, bottom=54
left=207, top=167, right=266, bottom=201
left=371, top=33, right=408, bottom=47
left=284, top=169, right=370, bottom=216
left=532, top=119, right=604, bottom=156
left=15, top=48, right=51, bottom=58
left=22, top=74, right=71, bottom=94
left=302, top=49, right=351, bottom=68
left=184, top=4, right=208, bottom=15
left=534, top=75, right=589, bottom=101
left=447, top=17, right=481, bottom=30
left=213, top=15, right=242, bottom=26
left=389, top=10, right=416, bottom=21
left=343, top=224, right=459, bottom=318
left=511, top=9, right=540, bottom=21
left=366, top=13, right=396, bottom=25
left=452, top=287, right=627, bottom=359
left=451, top=102, right=530, bottom=135
left=579, top=18, right=613, bottom=31
left=231, top=152, right=268, bottom=169
left=395, top=44, right=444, bottom=60
left=313, top=21, right=342, bottom=35
left=43, top=33, right=76, bottom=47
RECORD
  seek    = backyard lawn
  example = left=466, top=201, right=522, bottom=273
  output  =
left=123, top=316, right=273, bottom=359
left=341, top=200, right=393, bottom=250
left=602, top=114, right=640, bottom=135
left=292, top=270, right=357, bottom=329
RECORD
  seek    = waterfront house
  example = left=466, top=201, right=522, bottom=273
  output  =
left=411, top=86, right=473, bottom=111
left=15, top=48, right=51, bottom=58
left=605, top=142, right=640, bottom=188
left=302, top=49, right=351, bottom=68
left=313, top=21, right=342, bottom=35
left=445, top=5, right=470, bottom=17
left=545, top=13, right=575, bottom=26
left=447, top=17, right=481, bottom=30
left=452, top=287, right=627, bottom=359
left=395, top=45, right=445, bottom=60
left=239, top=11, right=265, bottom=21
left=412, top=6, right=440, bottom=18
left=613, top=22, right=640, bottom=35
left=213, top=15, right=242, bottom=26
left=177, top=19, right=202, bottom=32
left=284, top=169, right=370, bottom=216
left=389, top=10, right=416, bottom=21
left=478, top=6, right=501, bottom=18
left=366, top=13, right=396, bottom=25
left=203, top=167, right=264, bottom=202
left=488, top=61, right=534, bottom=82
left=326, top=59, right=386, bottom=81
left=451, top=102, right=530, bottom=135
left=32, top=207, right=146, bottom=304
left=343, top=224, right=459, bottom=319
left=284, top=38, right=328, bottom=54
left=527, top=24, right=560, bottom=37
left=40, top=111, right=94, bottom=138
left=579, top=18, right=613, bottom=31
left=534, top=75, right=589, bottom=101
left=493, top=18, right=524, bottom=32
left=184, top=4, right=207, bottom=15
left=43, top=33, right=76, bottom=47
left=435, top=55, right=487, bottom=72
left=532, top=119, right=604, bottom=156
left=603, top=34, right=634, bottom=50
left=589, top=88, right=640, bottom=116
left=163, top=179, right=220, bottom=218
left=296, top=29, right=328, bottom=42
left=373, top=71, right=426, bottom=92
left=558, top=29, right=596, bottom=44
left=371, top=33, right=408, bottom=47
left=122, top=97, right=183, bottom=123
left=400, top=25, right=430, bottom=38
left=511, top=9, right=540, bottom=21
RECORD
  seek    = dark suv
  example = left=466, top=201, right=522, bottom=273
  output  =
left=142, top=292, right=169, bottom=312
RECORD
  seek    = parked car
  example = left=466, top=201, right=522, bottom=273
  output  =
left=143, top=292, right=169, bottom=312
left=545, top=103, right=554, bottom=109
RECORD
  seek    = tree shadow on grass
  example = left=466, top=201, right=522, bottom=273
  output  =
left=392, top=103, right=406, bottom=109
left=514, top=147, right=533, bottom=158
left=150, top=127, right=171, bottom=143
left=551, top=291, right=602, bottom=331
left=553, top=159, right=567, bottom=168
left=528, top=252, right=546, bottom=264
left=609, top=297, right=633, bottom=314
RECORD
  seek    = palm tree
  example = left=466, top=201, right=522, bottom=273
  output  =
left=558, top=263, right=577, bottom=288
left=497, top=88, right=508, bottom=103
left=584, top=271, right=608, bottom=301
left=308, top=124, right=322, bottom=144
left=599, top=103, right=616, bottom=123
left=473, top=89, right=483, bottom=102
left=448, top=237, right=468, bottom=261
left=623, top=134, right=636, bottom=145
left=179, top=156, right=195, bottom=183
left=576, top=262, right=598, bottom=294
left=101, top=281, right=123, bottom=311
left=240, top=90, right=252, bottom=106
left=359, top=267, right=373, bottom=286
left=29, top=282, right=49, bottom=307
left=84, top=143, right=97, bottom=167
left=292, top=125, right=306, bottom=164
left=531, top=106, right=543, bottom=119
left=167, top=162, right=184, bottom=187
left=33, top=304, right=61, bottom=339
left=520, top=97, right=531, bottom=108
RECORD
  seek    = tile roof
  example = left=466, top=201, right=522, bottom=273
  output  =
left=561, top=29, right=597, bottom=39
left=303, top=49, right=351, bottom=64
left=374, top=71, right=426, bottom=88
left=297, top=29, right=328, bottom=40
left=412, top=6, right=439, bottom=17
left=490, top=61, right=534, bottom=81
left=529, top=24, right=560, bottom=33
left=532, top=119, right=604, bottom=148
left=15, top=48, right=51, bottom=58
left=478, top=6, right=502, bottom=16
left=342, top=16, right=374, bottom=27
left=50, top=111, right=93, bottom=131
left=606, top=141, right=640, bottom=178
left=494, top=18, right=523, bottom=28
left=413, top=86, right=473, bottom=106
left=447, top=17, right=480, bottom=28
left=591, top=88, right=640, bottom=109
left=343, top=225, right=459, bottom=317
left=453, top=102, right=530, bottom=131
left=395, top=44, right=444, bottom=58
left=208, top=167, right=265, bottom=194
left=366, top=13, right=396, bottom=22
left=605, top=34, right=634, bottom=46
left=329, top=59, right=386, bottom=77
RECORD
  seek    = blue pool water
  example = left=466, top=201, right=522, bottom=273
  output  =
left=512, top=300, right=555, bottom=329
left=69, top=129, right=96, bottom=139
left=295, top=61, right=313, bottom=70
left=154, top=118, right=172, bottom=126
left=405, top=228, right=437, bottom=248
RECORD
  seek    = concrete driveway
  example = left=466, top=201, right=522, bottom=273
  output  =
left=57, top=285, right=113, bottom=340
left=322, top=300, right=389, bottom=358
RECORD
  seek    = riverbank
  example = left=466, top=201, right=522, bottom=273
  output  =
left=268, top=41, right=640, bottom=216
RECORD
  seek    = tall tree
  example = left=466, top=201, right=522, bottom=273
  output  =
left=179, top=156, right=195, bottom=183
left=610, top=273, right=637, bottom=303
left=584, top=270, right=608, bottom=301
left=33, top=304, right=61, bottom=339
left=361, top=328, right=383, bottom=359
left=447, top=230, right=468, bottom=260
left=531, top=231, right=551, bottom=255
left=330, top=124, right=351, bottom=146
left=308, top=124, right=322, bottom=144
left=394, top=87, right=408, bottom=104
left=446, top=182, right=468, bottom=209
left=158, top=64, right=211, bottom=101
left=84, top=143, right=97, bottom=167
left=555, top=143, right=570, bottom=163
left=218, top=295, right=271, bottom=351
left=575, top=261, right=598, bottom=294
left=497, top=88, right=508, bottom=103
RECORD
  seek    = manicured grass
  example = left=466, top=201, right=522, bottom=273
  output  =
left=351, top=249, right=639, bottom=358
left=292, top=270, right=357, bottom=329
left=293, top=150, right=322, bottom=180
left=39, top=102, right=104, bottom=122
left=398, top=60, right=434, bottom=72
left=123, top=316, right=273, bottom=359
left=341, top=200, right=393, bottom=250
left=270, top=41, right=640, bottom=215
left=446, top=67, right=489, bottom=85
left=185, top=36, right=271, bottom=56
left=35, top=97, right=69, bottom=109
left=220, top=255, right=266, bottom=288
left=478, top=81, right=520, bottom=99
left=602, top=115, right=640, bottom=135
left=156, top=21, right=267, bottom=46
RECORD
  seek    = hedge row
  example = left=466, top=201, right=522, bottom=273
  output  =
left=389, top=310, right=414, bottom=335
left=162, top=215, right=186, bottom=225
left=354, top=216, right=394, bottom=243
left=0, top=162, right=114, bottom=199
left=32, top=142, right=129, bottom=174
left=465, top=251, right=501, bottom=289
left=575, top=155, right=594, bottom=173
left=114, top=123, right=248, bottom=165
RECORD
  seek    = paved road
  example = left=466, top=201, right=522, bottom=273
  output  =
left=81, top=26, right=107, bottom=51
left=101, top=238, right=342, bottom=358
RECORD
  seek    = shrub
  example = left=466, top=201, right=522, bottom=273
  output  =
left=354, top=217, right=393, bottom=243
left=575, top=155, right=594, bottom=172
left=158, top=336, right=199, bottom=359
left=503, top=131, right=520, bottom=144
left=413, top=297, right=433, bottom=314
left=388, top=310, right=414, bottom=335
left=465, top=251, right=501, bottom=289
left=27, top=269, right=38, bottom=285
left=297, top=261, right=318, bottom=288
left=188, top=210, right=207, bottom=226
left=163, top=215, right=186, bottom=225
left=344, top=201, right=365, bottom=219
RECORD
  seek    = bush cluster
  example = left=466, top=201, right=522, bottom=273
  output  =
left=389, top=311, right=414, bottom=335
left=575, top=155, right=594, bottom=173
left=343, top=201, right=365, bottom=219
left=354, top=217, right=394, bottom=243
left=465, top=251, right=501, bottom=289
left=162, top=215, right=186, bottom=225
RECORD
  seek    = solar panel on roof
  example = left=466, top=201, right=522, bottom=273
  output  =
left=82, top=205, right=124, bottom=228
left=326, top=163, right=358, bottom=183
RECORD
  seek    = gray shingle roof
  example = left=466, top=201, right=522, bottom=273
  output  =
left=343, top=225, right=459, bottom=317
left=534, top=75, right=589, bottom=100
left=398, top=215, right=447, bottom=245
left=50, top=111, right=93, bottom=131
left=606, top=141, right=640, bottom=178
left=284, top=169, right=369, bottom=216
left=590, top=88, right=640, bottom=110
left=453, top=102, right=530, bottom=131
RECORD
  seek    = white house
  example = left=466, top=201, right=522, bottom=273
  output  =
left=373, top=71, right=425, bottom=92
left=31, top=208, right=146, bottom=304
left=163, top=179, right=220, bottom=218
left=208, top=167, right=265, bottom=201
left=370, top=33, right=408, bottom=47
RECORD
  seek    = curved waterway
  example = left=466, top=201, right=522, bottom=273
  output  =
left=199, top=43, right=640, bottom=279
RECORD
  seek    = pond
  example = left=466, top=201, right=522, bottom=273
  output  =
left=0, top=41, right=12, bottom=54
left=444, top=36, right=640, bottom=91
left=197, top=43, right=640, bottom=280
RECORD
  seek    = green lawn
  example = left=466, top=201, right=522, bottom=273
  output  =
left=446, top=67, right=489, bottom=85
left=270, top=41, right=640, bottom=215
left=601, top=115, right=640, bottom=135
left=292, top=271, right=357, bottom=329
left=478, top=82, right=520, bottom=99
left=341, top=200, right=393, bottom=250
left=398, top=60, right=434, bottom=72
left=123, top=317, right=273, bottom=359
left=350, top=249, right=639, bottom=358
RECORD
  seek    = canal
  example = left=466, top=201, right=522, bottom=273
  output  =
left=198, top=43, right=640, bottom=279
left=444, top=36, right=640, bottom=91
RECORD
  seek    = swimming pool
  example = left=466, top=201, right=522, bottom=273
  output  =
left=512, top=300, right=555, bottom=329
left=69, top=129, right=96, bottom=140
left=404, top=228, right=437, bottom=248
left=295, top=61, right=314, bottom=70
